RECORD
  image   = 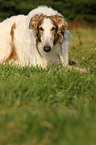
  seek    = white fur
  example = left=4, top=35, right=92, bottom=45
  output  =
left=40, top=18, right=54, bottom=49
left=0, top=6, right=70, bottom=67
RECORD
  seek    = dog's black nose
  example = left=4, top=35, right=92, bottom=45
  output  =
left=44, top=46, right=51, bottom=52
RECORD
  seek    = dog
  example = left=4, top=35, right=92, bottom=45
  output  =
left=0, top=6, right=70, bottom=67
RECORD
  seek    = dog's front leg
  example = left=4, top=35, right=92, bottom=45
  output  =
left=59, top=39, right=69, bottom=66
left=59, top=30, right=70, bottom=66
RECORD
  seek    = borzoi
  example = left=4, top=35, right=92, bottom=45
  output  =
left=0, top=6, right=70, bottom=67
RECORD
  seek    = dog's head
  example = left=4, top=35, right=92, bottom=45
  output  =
left=29, top=14, right=69, bottom=53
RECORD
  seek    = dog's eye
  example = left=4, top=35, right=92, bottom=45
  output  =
left=51, top=27, right=56, bottom=31
left=39, top=27, right=44, bottom=31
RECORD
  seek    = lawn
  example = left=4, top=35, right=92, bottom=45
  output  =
left=0, top=29, right=96, bottom=145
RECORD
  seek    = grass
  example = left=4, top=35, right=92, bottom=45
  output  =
left=0, top=28, right=96, bottom=145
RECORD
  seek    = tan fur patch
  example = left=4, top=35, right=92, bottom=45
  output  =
left=9, top=23, right=18, bottom=60
left=50, top=15, right=69, bottom=30
left=29, top=14, right=46, bottom=30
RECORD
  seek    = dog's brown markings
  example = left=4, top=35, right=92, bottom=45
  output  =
left=29, top=14, right=45, bottom=30
left=50, top=15, right=69, bottom=45
left=29, top=14, right=46, bottom=43
left=36, top=18, right=45, bottom=42
left=9, top=23, right=18, bottom=60
left=50, top=15, right=69, bottom=30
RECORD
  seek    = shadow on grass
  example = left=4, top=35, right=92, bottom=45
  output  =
left=69, top=60, right=77, bottom=66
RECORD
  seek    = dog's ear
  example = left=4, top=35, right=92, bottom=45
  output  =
left=29, top=14, right=45, bottom=29
left=51, top=15, right=69, bottom=33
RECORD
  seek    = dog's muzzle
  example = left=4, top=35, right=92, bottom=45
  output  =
left=44, top=46, right=51, bottom=53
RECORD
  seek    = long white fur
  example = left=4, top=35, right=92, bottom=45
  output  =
left=0, top=6, right=70, bottom=67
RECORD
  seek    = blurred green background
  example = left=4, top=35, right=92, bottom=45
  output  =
left=0, top=0, right=96, bottom=26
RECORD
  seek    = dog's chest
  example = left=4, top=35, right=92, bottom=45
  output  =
left=36, top=44, right=61, bottom=67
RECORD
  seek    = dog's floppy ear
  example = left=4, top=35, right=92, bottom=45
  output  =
left=29, top=14, right=45, bottom=29
left=51, top=15, right=69, bottom=32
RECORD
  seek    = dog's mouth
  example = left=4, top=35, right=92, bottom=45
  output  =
left=44, top=46, right=51, bottom=53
